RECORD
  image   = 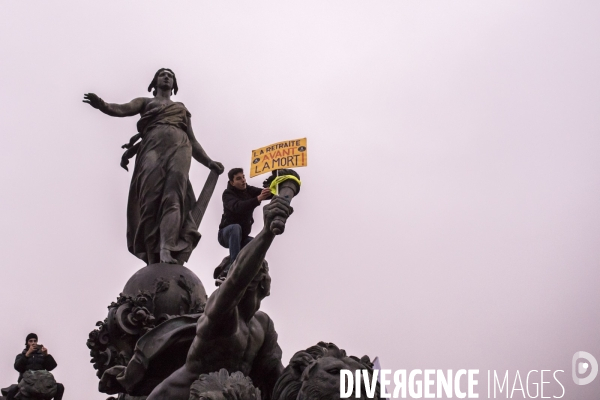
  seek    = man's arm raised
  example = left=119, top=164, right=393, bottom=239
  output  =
left=205, top=197, right=293, bottom=319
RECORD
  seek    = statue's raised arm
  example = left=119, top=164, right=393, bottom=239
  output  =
left=206, top=196, right=293, bottom=319
left=83, top=92, right=147, bottom=117
left=84, top=68, right=223, bottom=265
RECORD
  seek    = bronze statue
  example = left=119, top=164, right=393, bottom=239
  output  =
left=15, top=371, right=57, bottom=400
left=140, top=196, right=292, bottom=400
left=92, top=193, right=297, bottom=398
left=83, top=68, right=224, bottom=264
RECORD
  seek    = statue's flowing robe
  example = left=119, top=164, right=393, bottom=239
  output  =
left=128, top=102, right=200, bottom=263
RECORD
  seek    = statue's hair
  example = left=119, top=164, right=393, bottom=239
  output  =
left=148, top=68, right=178, bottom=96
left=272, top=342, right=374, bottom=400
left=190, top=369, right=261, bottom=400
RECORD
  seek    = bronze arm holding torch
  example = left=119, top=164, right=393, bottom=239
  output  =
left=263, top=169, right=301, bottom=235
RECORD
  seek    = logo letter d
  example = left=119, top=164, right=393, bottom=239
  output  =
left=572, top=351, right=598, bottom=385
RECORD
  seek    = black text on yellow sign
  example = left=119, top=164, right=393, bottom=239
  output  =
left=250, top=138, right=308, bottom=177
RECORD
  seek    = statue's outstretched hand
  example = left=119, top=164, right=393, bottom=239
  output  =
left=209, top=161, right=225, bottom=175
left=263, top=196, right=293, bottom=235
left=83, top=93, right=104, bottom=109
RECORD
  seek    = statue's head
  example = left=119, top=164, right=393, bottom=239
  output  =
left=214, top=258, right=271, bottom=300
left=272, top=342, right=379, bottom=400
left=249, top=259, right=271, bottom=300
left=148, top=68, right=178, bottom=96
left=18, top=370, right=57, bottom=400
left=190, top=369, right=261, bottom=400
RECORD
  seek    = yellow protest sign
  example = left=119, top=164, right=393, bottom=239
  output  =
left=250, top=138, right=308, bottom=177
left=250, top=138, right=308, bottom=178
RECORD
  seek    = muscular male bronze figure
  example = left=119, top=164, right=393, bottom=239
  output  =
left=146, top=196, right=293, bottom=400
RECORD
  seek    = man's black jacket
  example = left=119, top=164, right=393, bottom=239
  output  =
left=14, top=349, right=57, bottom=382
left=219, top=183, right=263, bottom=238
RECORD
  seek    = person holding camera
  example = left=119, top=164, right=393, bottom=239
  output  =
left=8, top=333, right=64, bottom=400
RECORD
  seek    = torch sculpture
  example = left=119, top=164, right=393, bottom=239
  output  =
left=263, top=169, right=301, bottom=235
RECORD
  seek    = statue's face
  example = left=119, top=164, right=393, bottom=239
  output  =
left=157, top=69, right=174, bottom=92
left=246, top=269, right=266, bottom=292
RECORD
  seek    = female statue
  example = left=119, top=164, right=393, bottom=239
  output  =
left=83, top=69, right=224, bottom=265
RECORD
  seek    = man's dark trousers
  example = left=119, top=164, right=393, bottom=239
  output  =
left=218, top=224, right=253, bottom=274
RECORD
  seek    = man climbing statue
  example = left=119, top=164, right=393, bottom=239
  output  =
left=217, top=168, right=272, bottom=277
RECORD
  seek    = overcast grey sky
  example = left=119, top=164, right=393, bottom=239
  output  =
left=1, top=1, right=599, bottom=398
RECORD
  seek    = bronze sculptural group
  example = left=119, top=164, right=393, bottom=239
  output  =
left=81, top=69, right=380, bottom=400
